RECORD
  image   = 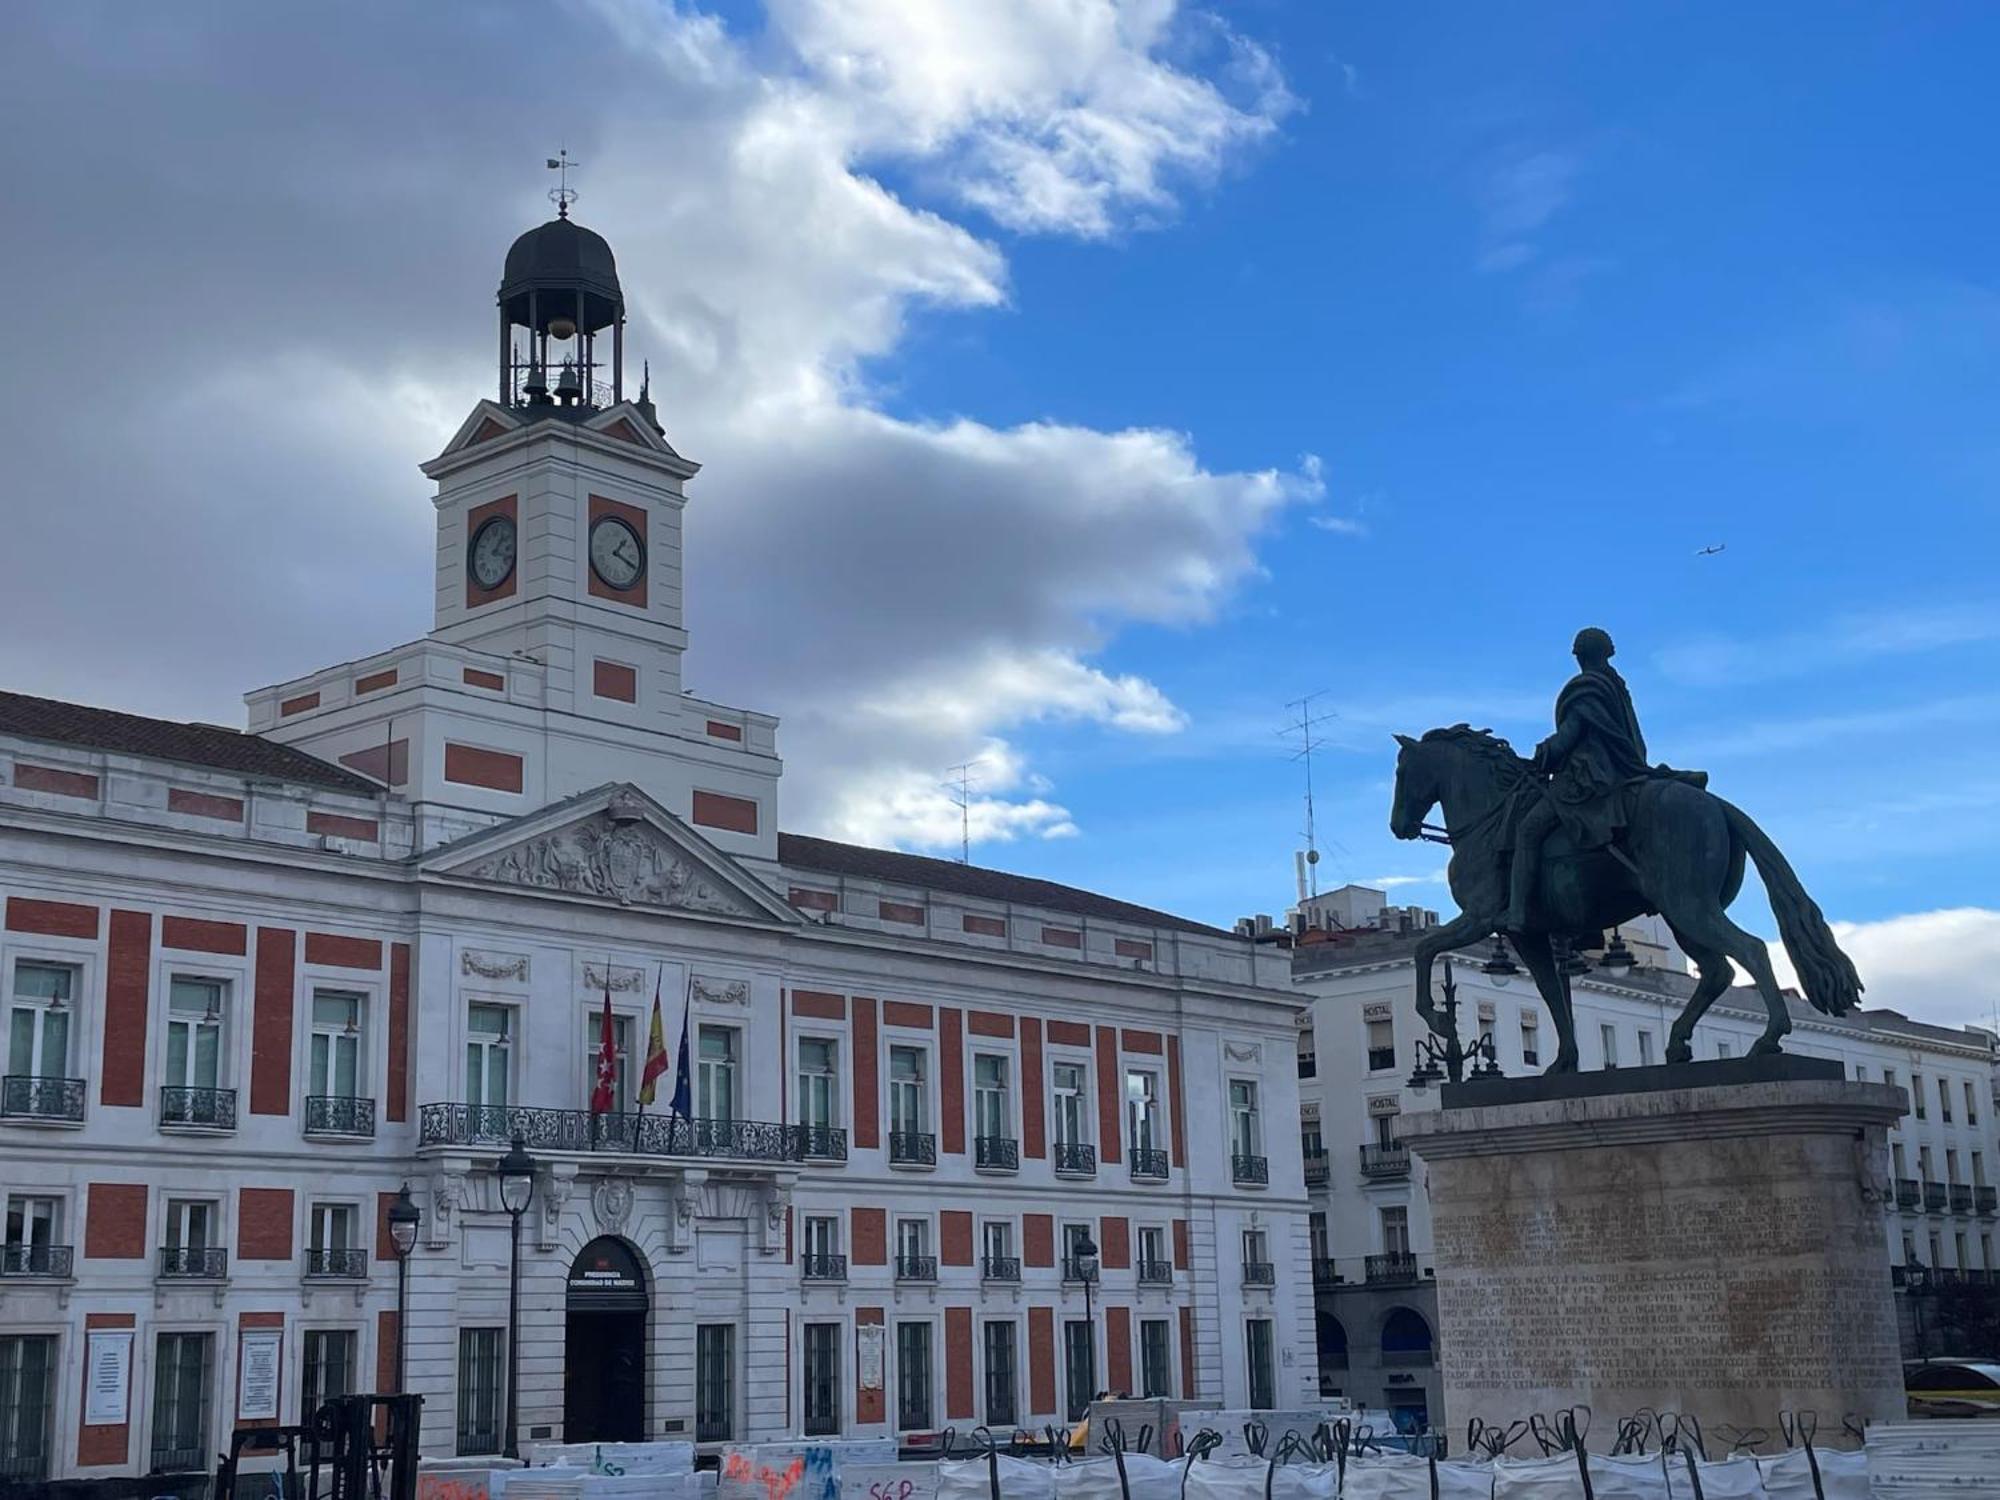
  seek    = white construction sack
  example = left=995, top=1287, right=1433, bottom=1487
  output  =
left=1660, top=1455, right=1767, bottom=1500
left=1756, top=1449, right=1866, bottom=1500
left=1342, top=1455, right=1495, bottom=1500
left=1053, top=1456, right=1180, bottom=1500
left=1180, top=1457, right=1340, bottom=1500
left=936, top=1456, right=1056, bottom=1500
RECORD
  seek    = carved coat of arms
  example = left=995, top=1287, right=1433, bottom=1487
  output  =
left=464, top=813, right=744, bottom=915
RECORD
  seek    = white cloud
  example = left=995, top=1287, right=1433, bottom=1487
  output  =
left=1476, top=147, right=1579, bottom=274
left=1763, top=908, right=2000, bottom=1035
left=1656, top=603, right=2000, bottom=687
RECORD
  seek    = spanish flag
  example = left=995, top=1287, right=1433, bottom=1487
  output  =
left=638, top=966, right=671, bottom=1107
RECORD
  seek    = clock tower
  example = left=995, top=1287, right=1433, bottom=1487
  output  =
left=250, top=208, right=780, bottom=858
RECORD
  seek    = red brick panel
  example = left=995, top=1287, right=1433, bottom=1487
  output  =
left=792, top=989, right=845, bottom=1020
left=444, top=743, right=525, bottom=794
left=883, top=1000, right=933, bottom=1030
left=162, top=916, right=247, bottom=956
left=387, top=942, right=411, bottom=1124
left=339, top=741, right=409, bottom=787
left=6, top=897, right=98, bottom=938
left=238, top=1188, right=295, bottom=1260
left=968, top=1010, right=1014, bottom=1039
left=593, top=660, right=638, bottom=702
left=464, top=495, right=518, bottom=609
left=962, top=913, right=1005, bottom=938
left=251, top=927, right=296, bottom=1117
left=378, top=1310, right=401, bottom=1395
left=878, top=900, right=924, bottom=925
left=304, top=932, right=382, bottom=970
left=1167, top=1037, right=1188, bottom=1170
left=463, top=667, right=506, bottom=691
left=84, top=1183, right=147, bottom=1259
left=1023, top=1214, right=1054, bottom=1269
left=101, top=910, right=151, bottom=1107
left=691, top=790, right=758, bottom=834
left=1099, top=1217, right=1130, bottom=1271
left=851, top=1208, right=886, bottom=1266
left=1173, top=1220, right=1190, bottom=1271
left=1047, top=1020, right=1090, bottom=1048
left=1115, top=938, right=1154, bottom=962
left=705, top=720, right=743, bottom=742
left=587, top=495, right=650, bottom=607
left=168, top=788, right=246, bottom=821
left=1021, top=1018, right=1046, bottom=1161
left=940, top=1211, right=974, bottom=1267
left=1121, top=1029, right=1163, bottom=1055
left=853, top=998, right=879, bottom=1150
left=1028, top=1307, right=1056, bottom=1417
left=354, top=669, right=398, bottom=695
left=16, top=763, right=101, bottom=799
left=940, top=1007, right=965, bottom=1156
left=1041, top=925, right=1082, bottom=950
left=1096, top=1027, right=1123, bottom=1165
left=945, top=1306, right=975, bottom=1420
left=307, top=811, right=379, bottom=841
left=856, top=1307, right=886, bottom=1424
left=1105, top=1307, right=1133, bottom=1398
left=280, top=692, right=321, bottom=717
left=790, top=888, right=837, bottom=913
left=77, top=1312, right=136, bottom=1467
left=1179, top=1307, right=1196, bottom=1398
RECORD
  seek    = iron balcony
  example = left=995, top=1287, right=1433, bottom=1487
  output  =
left=1135, top=1259, right=1173, bottom=1286
left=1950, top=1185, right=1974, bottom=1214
left=161, top=1086, right=237, bottom=1130
left=1978, top=1185, right=1997, bottom=1216
left=797, top=1124, right=849, bottom=1162
left=419, top=1103, right=823, bottom=1164
left=1312, top=1257, right=1341, bottom=1289
left=1895, top=1178, right=1921, bottom=1210
left=1128, top=1146, right=1170, bottom=1180
left=304, top=1095, right=376, bottom=1139
left=895, top=1254, right=937, bottom=1283
left=1924, top=1181, right=1948, bottom=1213
left=889, top=1130, right=937, bottom=1167
left=1303, top=1153, right=1330, bottom=1188
left=1232, top=1153, right=1269, bottom=1186
left=975, top=1135, right=1020, bottom=1172
left=1053, top=1141, right=1096, bottom=1177
left=1360, top=1143, right=1410, bottom=1179
left=1, top=1075, right=85, bottom=1123
left=1365, top=1252, right=1418, bottom=1285
left=1242, top=1260, right=1276, bottom=1286
left=303, top=1247, right=368, bottom=1279
left=982, top=1255, right=1022, bottom=1283
left=800, top=1253, right=847, bottom=1282
left=159, top=1246, right=229, bottom=1279
left=0, top=1243, right=74, bottom=1277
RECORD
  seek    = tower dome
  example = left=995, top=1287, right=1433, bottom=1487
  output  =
left=497, top=213, right=627, bottom=409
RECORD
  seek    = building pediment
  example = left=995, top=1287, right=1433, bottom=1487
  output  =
left=422, top=784, right=796, bottom=924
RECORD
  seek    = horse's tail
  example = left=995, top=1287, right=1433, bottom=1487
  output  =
left=1719, top=799, right=1862, bottom=1017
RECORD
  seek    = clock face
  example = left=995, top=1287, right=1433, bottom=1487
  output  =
left=467, top=515, right=517, bottom=590
left=589, top=515, right=646, bottom=590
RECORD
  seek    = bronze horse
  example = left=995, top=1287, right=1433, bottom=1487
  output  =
left=1389, top=725, right=1860, bottom=1071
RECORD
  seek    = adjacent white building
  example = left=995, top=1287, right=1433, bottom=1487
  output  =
left=1289, top=884, right=2000, bottom=1427
left=0, top=209, right=1315, bottom=1481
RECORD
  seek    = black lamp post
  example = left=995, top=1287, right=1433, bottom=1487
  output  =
left=1407, top=958, right=1501, bottom=1090
left=496, top=1133, right=537, bottom=1459
left=1075, top=1230, right=1100, bottom=1411
left=1906, top=1259, right=1931, bottom=1362
left=387, top=1182, right=422, bottom=1394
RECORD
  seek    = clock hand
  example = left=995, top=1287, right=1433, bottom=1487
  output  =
left=615, top=541, right=636, bottom=566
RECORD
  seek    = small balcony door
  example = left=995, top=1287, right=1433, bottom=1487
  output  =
left=309, top=990, right=364, bottom=1099
left=165, top=978, right=223, bottom=1091
left=7, top=963, right=73, bottom=1080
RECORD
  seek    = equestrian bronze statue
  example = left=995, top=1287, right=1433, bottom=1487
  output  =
left=1389, top=627, right=1861, bottom=1072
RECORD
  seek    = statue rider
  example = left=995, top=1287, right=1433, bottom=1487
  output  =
left=1505, top=627, right=1652, bottom=934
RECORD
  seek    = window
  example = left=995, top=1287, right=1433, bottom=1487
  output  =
left=983, top=1321, right=1017, bottom=1427
left=982, top=1220, right=1013, bottom=1264
left=1929, top=1232, right=1943, bottom=1268
left=1137, top=1225, right=1166, bottom=1272
left=1519, top=1015, right=1539, bottom=1067
left=1967, top=1080, right=1980, bottom=1126
left=1975, top=1153, right=1987, bottom=1187
left=165, top=1198, right=216, bottom=1251
left=974, top=1054, right=1012, bottom=1142
left=1381, top=1206, right=1409, bottom=1256
left=896, top=1322, right=933, bottom=1431
left=301, top=1330, right=355, bottom=1417
left=1893, top=1143, right=1907, bottom=1178
left=3, top=1196, right=60, bottom=1273
left=1373, top=1113, right=1400, bottom=1148
left=802, top=1324, right=840, bottom=1437
left=308, top=1203, right=357, bottom=1276
left=803, top=1215, right=839, bottom=1260
left=1948, top=1150, right=1960, bottom=1185
left=1228, top=1080, right=1262, bottom=1157
left=1984, top=1233, right=1994, bottom=1271
left=1478, top=1016, right=1496, bottom=1056
left=797, top=1037, right=839, bottom=1130
left=1366, top=1019, right=1395, bottom=1072
left=1296, top=1042, right=1317, bottom=1080
left=697, top=1026, right=737, bottom=1123
left=1914, top=1072, right=1927, bottom=1120
left=1599, top=1025, right=1619, bottom=1069
left=582, top=1011, right=634, bottom=1116
left=456, top=1328, right=503, bottom=1455
left=1245, top=1319, right=1276, bottom=1411
left=696, top=1325, right=734, bottom=1441
left=166, top=977, right=225, bottom=1090
left=1126, top=1070, right=1161, bottom=1151
left=1955, top=1232, right=1969, bottom=1270
left=1242, top=1228, right=1271, bottom=1281
left=889, top=1046, right=928, bottom=1134
left=1637, top=1031, right=1655, bottom=1067
left=1062, top=1321, right=1094, bottom=1422
left=1140, top=1320, right=1172, bottom=1398
left=465, top=1005, right=511, bottom=1116
left=150, top=1331, right=213, bottom=1472
left=0, top=1335, right=56, bottom=1480
left=1715, top=1039, right=1732, bottom=1060
left=1308, top=1212, right=1329, bottom=1264
left=1940, top=1076, right=1953, bottom=1124
left=1064, top=1222, right=1097, bottom=1281
left=1052, top=1061, right=1089, bottom=1147
left=1920, top=1146, right=1934, bottom=1180
left=309, top=990, right=365, bottom=1100
left=7, top=962, right=74, bottom=1084
left=1300, top=1123, right=1323, bottom=1159
left=897, top=1218, right=932, bottom=1280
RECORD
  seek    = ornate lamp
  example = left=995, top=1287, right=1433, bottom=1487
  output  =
left=1601, top=932, right=1638, bottom=977
left=387, top=1183, right=421, bottom=1393
left=495, top=1133, right=536, bottom=1458
left=1480, top=937, right=1519, bottom=986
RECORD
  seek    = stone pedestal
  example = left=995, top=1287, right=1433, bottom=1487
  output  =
left=1401, top=1060, right=1906, bottom=1444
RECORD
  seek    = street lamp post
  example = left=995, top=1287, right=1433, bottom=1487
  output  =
left=496, top=1133, right=538, bottom=1460
left=1407, top=958, right=1502, bottom=1090
left=1075, top=1230, right=1100, bottom=1412
left=1907, top=1260, right=1931, bottom=1363
left=387, top=1182, right=422, bottom=1394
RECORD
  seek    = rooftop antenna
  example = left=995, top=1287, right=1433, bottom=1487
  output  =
left=943, top=761, right=980, bottom=865
left=547, top=149, right=580, bottom=218
left=1281, top=692, right=1338, bottom=898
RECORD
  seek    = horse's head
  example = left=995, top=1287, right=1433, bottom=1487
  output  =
left=1388, top=732, right=1433, bottom=841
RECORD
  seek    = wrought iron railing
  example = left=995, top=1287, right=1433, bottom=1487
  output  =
left=161, top=1086, right=237, bottom=1129
left=1365, top=1252, right=1417, bottom=1284
left=305, top=1095, right=376, bottom=1138
left=159, top=1245, right=229, bottom=1279
left=1924, top=1182, right=1948, bottom=1213
left=982, top=1255, right=1021, bottom=1282
left=975, top=1135, right=1019, bottom=1171
left=797, top=1124, right=849, bottom=1162
left=1053, top=1141, right=1096, bottom=1176
left=1128, top=1146, right=1169, bottom=1180
left=304, top=1247, right=368, bottom=1279
left=1242, top=1261, right=1276, bottom=1286
left=1361, top=1143, right=1410, bottom=1178
left=1978, top=1185, right=1998, bottom=1215
left=419, top=1103, right=807, bottom=1163
left=1303, top=1152, right=1330, bottom=1187
left=800, top=1253, right=847, bottom=1282
left=1062, top=1257, right=1099, bottom=1284
left=1232, top=1153, right=1269, bottom=1186
left=1313, top=1257, right=1342, bottom=1288
left=0, top=1243, right=73, bottom=1277
left=1950, top=1185, right=1974, bottom=1214
left=1367, top=1047, right=1397, bottom=1072
left=1896, top=1178, right=1922, bottom=1209
left=895, top=1254, right=937, bottom=1282
left=0, top=1075, right=85, bottom=1122
left=888, top=1130, right=937, bottom=1166
left=1136, top=1259, right=1173, bottom=1285
left=151, top=1445, right=209, bottom=1475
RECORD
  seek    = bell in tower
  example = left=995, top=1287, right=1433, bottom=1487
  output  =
left=498, top=196, right=625, bottom=410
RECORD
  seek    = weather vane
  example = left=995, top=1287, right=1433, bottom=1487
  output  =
left=548, top=149, right=580, bottom=218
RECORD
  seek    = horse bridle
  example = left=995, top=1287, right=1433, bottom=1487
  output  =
left=1418, top=795, right=1508, bottom=848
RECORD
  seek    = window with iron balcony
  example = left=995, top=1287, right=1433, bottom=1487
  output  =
left=4, top=962, right=84, bottom=1125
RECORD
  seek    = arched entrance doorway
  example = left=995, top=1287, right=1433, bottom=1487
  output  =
left=564, top=1236, right=648, bottom=1442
